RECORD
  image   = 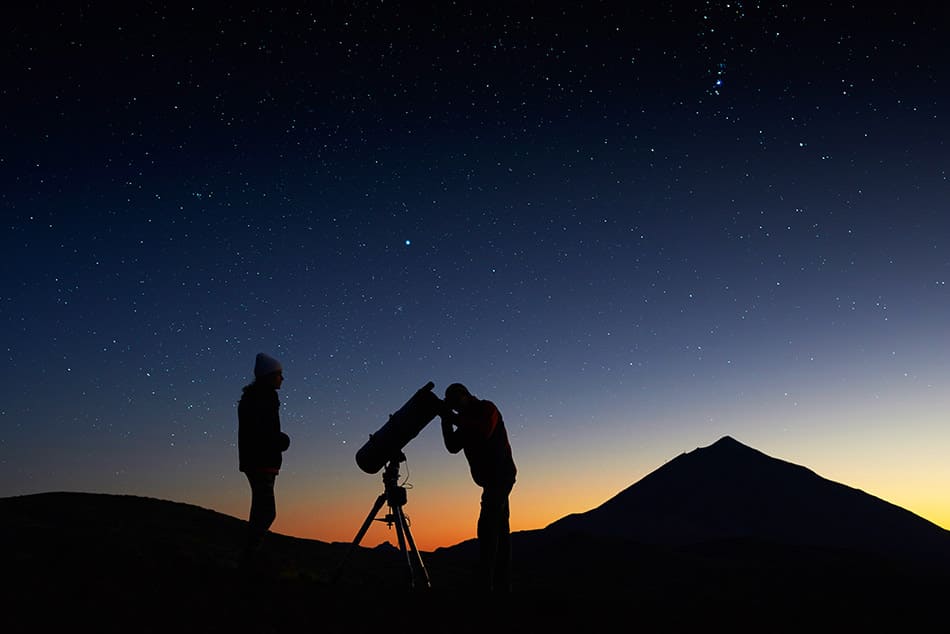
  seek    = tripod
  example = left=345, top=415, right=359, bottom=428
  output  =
left=335, top=454, right=430, bottom=590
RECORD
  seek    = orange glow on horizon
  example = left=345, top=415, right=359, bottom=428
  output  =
left=272, top=492, right=560, bottom=552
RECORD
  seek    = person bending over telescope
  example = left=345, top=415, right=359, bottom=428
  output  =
left=440, top=383, right=517, bottom=594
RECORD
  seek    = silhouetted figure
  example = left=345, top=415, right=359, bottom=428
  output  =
left=238, top=352, right=291, bottom=572
left=441, top=383, right=517, bottom=593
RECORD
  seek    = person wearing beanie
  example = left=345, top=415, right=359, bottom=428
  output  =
left=238, top=352, right=291, bottom=571
left=440, top=382, right=517, bottom=594
left=253, top=352, right=282, bottom=378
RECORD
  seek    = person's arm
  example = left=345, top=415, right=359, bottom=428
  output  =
left=441, top=410, right=464, bottom=454
left=267, top=393, right=290, bottom=451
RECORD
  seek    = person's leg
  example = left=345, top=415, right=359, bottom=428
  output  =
left=493, top=496, right=512, bottom=593
left=478, top=483, right=512, bottom=592
left=244, top=472, right=276, bottom=559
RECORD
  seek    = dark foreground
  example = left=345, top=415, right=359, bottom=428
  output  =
left=8, top=556, right=949, bottom=634
left=5, top=492, right=949, bottom=632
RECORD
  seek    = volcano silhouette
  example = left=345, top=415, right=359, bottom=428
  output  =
left=5, top=437, right=950, bottom=630
left=544, top=435, right=950, bottom=565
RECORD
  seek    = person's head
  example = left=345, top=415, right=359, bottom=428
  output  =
left=254, top=352, right=284, bottom=389
left=444, top=382, right=473, bottom=412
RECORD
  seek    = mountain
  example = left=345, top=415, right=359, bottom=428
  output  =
left=544, top=435, right=950, bottom=566
left=431, top=435, right=950, bottom=628
left=434, top=436, right=950, bottom=616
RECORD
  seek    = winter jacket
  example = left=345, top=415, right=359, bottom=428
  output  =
left=442, top=398, right=516, bottom=488
left=238, top=382, right=290, bottom=473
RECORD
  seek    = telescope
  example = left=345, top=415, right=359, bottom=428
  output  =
left=355, top=381, right=443, bottom=474
left=340, top=381, right=442, bottom=590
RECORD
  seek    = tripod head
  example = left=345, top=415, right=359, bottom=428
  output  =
left=380, top=456, right=409, bottom=507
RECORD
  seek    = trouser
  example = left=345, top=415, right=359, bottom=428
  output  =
left=478, top=481, right=514, bottom=593
left=245, top=471, right=277, bottom=554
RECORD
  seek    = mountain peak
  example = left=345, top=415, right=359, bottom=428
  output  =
left=709, top=434, right=742, bottom=447
left=700, top=435, right=760, bottom=455
left=545, top=436, right=950, bottom=564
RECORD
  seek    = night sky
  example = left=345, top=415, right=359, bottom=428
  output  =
left=3, top=3, right=948, bottom=550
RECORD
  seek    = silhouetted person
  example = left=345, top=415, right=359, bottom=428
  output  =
left=238, top=352, right=291, bottom=571
left=441, top=382, right=517, bottom=593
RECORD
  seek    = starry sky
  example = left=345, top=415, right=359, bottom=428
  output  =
left=3, top=3, right=948, bottom=551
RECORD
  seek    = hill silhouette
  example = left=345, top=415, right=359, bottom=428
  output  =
left=6, top=437, right=950, bottom=631
left=3, top=492, right=460, bottom=633
left=545, top=435, right=950, bottom=565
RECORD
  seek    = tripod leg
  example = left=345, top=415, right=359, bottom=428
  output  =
left=392, top=505, right=430, bottom=590
left=400, top=511, right=431, bottom=589
left=390, top=505, right=416, bottom=590
left=350, top=493, right=388, bottom=548
left=333, top=492, right=388, bottom=583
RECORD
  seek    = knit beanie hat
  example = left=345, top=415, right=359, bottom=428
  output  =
left=254, top=352, right=282, bottom=378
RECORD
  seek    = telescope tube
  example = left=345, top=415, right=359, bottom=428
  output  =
left=355, top=381, right=442, bottom=474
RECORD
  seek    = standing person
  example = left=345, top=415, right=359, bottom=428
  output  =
left=238, top=352, right=291, bottom=570
left=441, top=382, right=517, bottom=593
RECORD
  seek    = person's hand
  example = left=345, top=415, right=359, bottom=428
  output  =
left=439, top=404, right=455, bottom=420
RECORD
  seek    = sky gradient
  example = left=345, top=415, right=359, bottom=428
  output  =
left=3, top=3, right=948, bottom=551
